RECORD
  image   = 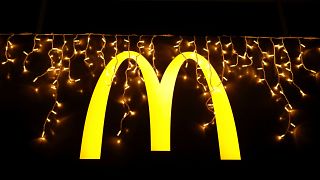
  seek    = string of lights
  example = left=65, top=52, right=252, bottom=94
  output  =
left=0, top=34, right=319, bottom=144
left=202, top=36, right=215, bottom=129
left=217, top=36, right=228, bottom=83
left=149, top=35, right=160, bottom=77
left=1, top=34, right=15, bottom=66
left=229, top=36, right=239, bottom=68
left=116, top=36, right=136, bottom=144
left=67, top=35, right=81, bottom=84
left=111, top=35, right=119, bottom=85
left=34, top=34, right=67, bottom=140
left=297, top=38, right=317, bottom=75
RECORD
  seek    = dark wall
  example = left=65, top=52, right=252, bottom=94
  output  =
left=0, top=0, right=319, bottom=36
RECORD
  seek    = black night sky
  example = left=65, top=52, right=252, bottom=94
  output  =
left=1, top=0, right=320, bottom=177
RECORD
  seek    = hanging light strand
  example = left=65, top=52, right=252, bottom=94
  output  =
left=149, top=35, right=160, bottom=76
left=241, top=36, right=254, bottom=68
left=1, top=34, right=15, bottom=65
left=117, top=36, right=135, bottom=138
left=193, top=36, right=207, bottom=92
left=217, top=36, right=228, bottom=83
left=255, top=38, right=274, bottom=92
left=281, top=38, right=307, bottom=97
left=270, top=38, right=295, bottom=140
left=40, top=34, right=67, bottom=140
left=22, top=34, right=40, bottom=73
left=204, top=36, right=213, bottom=90
left=229, top=36, right=239, bottom=68
left=98, top=34, right=106, bottom=67
left=133, top=35, right=143, bottom=82
left=33, top=34, right=55, bottom=83
left=83, top=33, right=92, bottom=67
left=110, top=35, right=119, bottom=85
left=204, top=36, right=215, bottom=127
left=174, top=36, right=188, bottom=66
left=67, top=35, right=80, bottom=84
left=297, top=38, right=317, bottom=74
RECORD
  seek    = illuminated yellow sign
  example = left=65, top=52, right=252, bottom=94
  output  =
left=80, top=51, right=241, bottom=160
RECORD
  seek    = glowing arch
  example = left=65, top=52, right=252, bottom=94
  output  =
left=80, top=51, right=241, bottom=160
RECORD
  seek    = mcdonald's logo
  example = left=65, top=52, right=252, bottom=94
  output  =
left=80, top=51, right=241, bottom=160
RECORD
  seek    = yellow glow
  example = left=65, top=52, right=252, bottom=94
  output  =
left=116, top=139, right=121, bottom=144
left=23, top=67, right=28, bottom=73
left=56, top=102, right=62, bottom=108
left=202, top=123, right=210, bottom=130
left=300, top=90, right=307, bottom=97
left=80, top=51, right=241, bottom=160
left=142, top=94, right=147, bottom=100
left=129, top=111, right=136, bottom=116
left=183, top=75, right=188, bottom=80
left=38, top=137, right=47, bottom=143
left=277, top=134, right=285, bottom=141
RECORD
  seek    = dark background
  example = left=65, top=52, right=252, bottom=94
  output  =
left=0, top=0, right=320, bottom=36
left=1, top=0, right=320, bottom=177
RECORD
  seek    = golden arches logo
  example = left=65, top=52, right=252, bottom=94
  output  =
left=80, top=51, right=241, bottom=160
